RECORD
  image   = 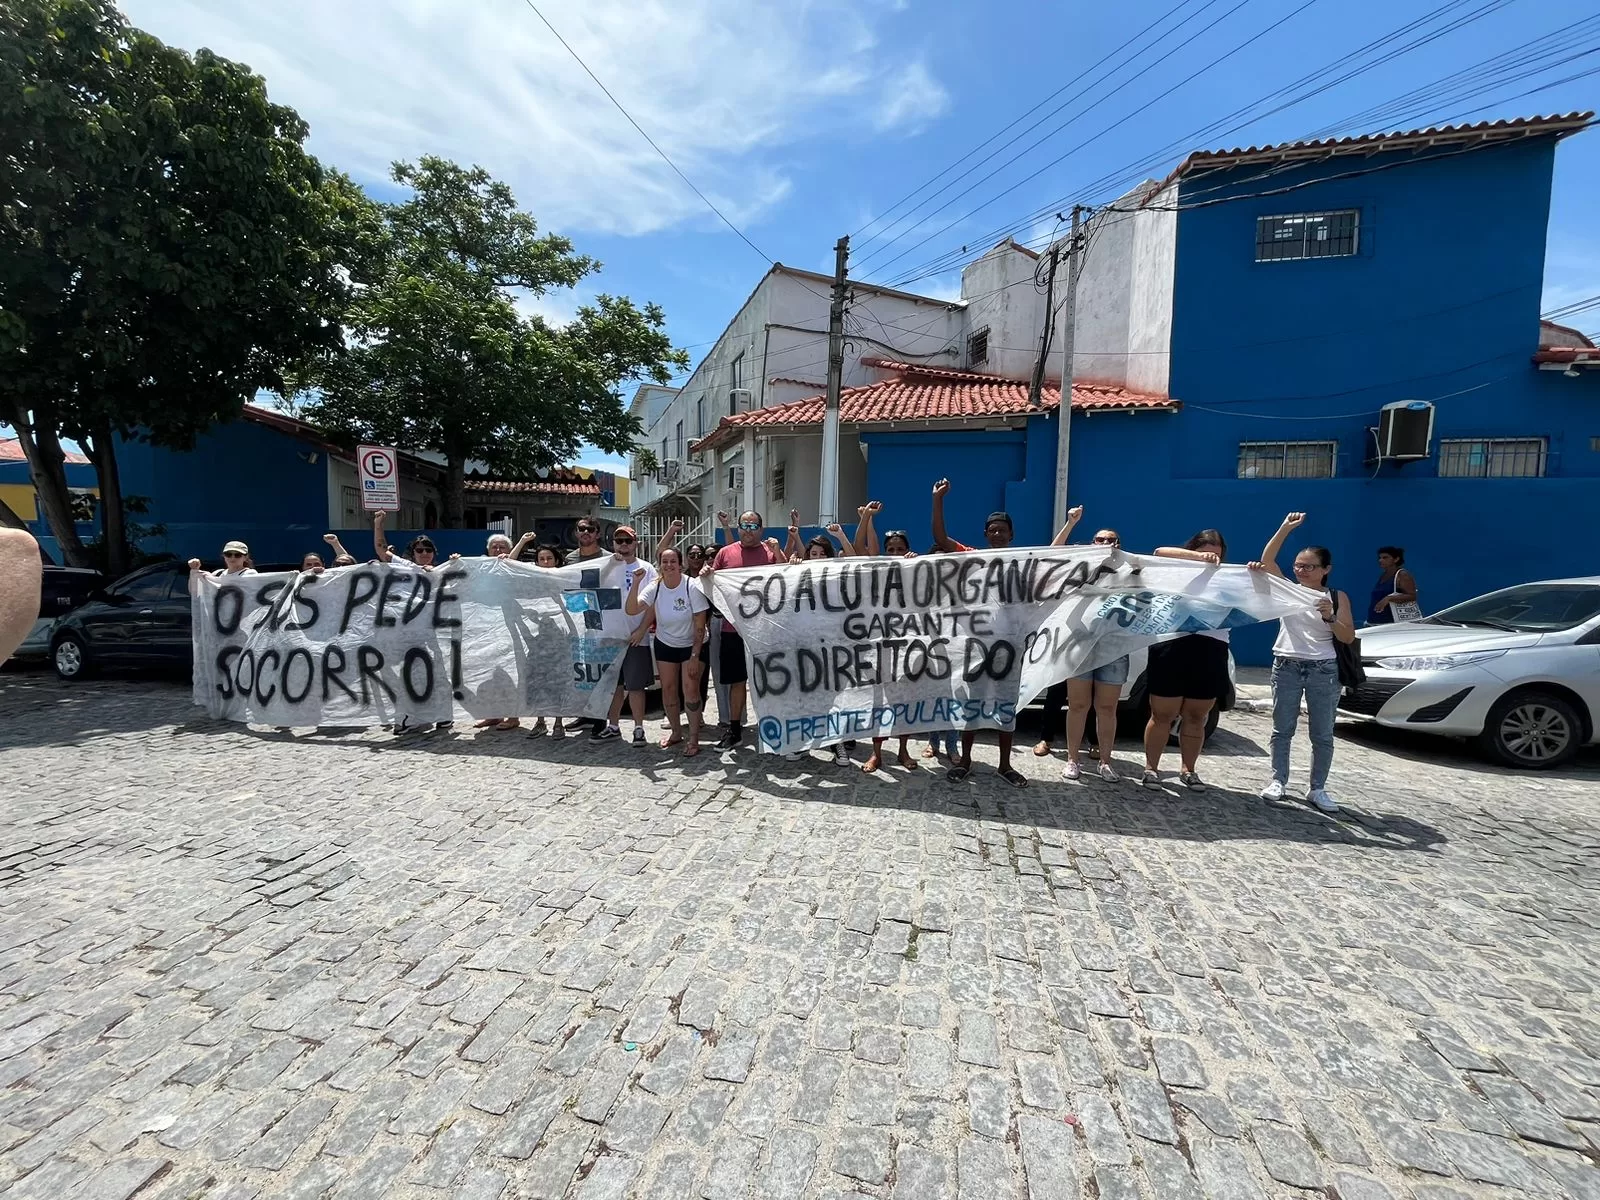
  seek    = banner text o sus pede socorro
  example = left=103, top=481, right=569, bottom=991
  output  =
left=707, top=546, right=1315, bottom=753
left=191, top=557, right=651, bottom=725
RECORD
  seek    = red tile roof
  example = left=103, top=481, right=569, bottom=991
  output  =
left=1171, top=113, right=1594, bottom=180
left=1540, top=319, right=1596, bottom=349
left=1533, top=346, right=1600, bottom=366
left=0, top=438, right=89, bottom=464
left=464, top=471, right=599, bottom=496
left=693, top=360, right=1175, bottom=451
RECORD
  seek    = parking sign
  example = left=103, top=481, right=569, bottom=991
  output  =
left=358, top=445, right=399, bottom=511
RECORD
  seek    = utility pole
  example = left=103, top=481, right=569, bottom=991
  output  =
left=1052, top=206, right=1085, bottom=531
left=1028, top=242, right=1061, bottom=408
left=818, top=234, right=849, bottom=527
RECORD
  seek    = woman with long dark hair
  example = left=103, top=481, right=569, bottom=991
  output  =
left=1143, top=529, right=1232, bottom=789
left=1368, top=546, right=1420, bottom=624
left=1250, top=513, right=1354, bottom=813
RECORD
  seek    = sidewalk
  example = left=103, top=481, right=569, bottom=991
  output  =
left=1234, top=664, right=1271, bottom=712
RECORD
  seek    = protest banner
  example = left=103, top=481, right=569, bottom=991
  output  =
left=707, top=546, right=1316, bottom=753
left=191, top=556, right=648, bottom=726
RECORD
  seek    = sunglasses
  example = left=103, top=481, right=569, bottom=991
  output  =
left=738, top=521, right=762, bottom=531
left=223, top=552, right=244, bottom=559
left=1092, top=536, right=1118, bottom=545
left=577, top=527, right=597, bottom=535
left=613, top=536, right=635, bottom=545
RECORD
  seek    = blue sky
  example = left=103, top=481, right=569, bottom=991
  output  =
left=117, top=0, right=1600, bottom=474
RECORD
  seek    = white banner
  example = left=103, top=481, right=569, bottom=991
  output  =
left=708, top=546, right=1316, bottom=753
left=192, top=557, right=652, bottom=725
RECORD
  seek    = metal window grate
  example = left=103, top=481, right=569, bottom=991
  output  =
left=1437, top=437, right=1547, bottom=478
left=968, top=328, right=989, bottom=365
left=1237, top=441, right=1337, bottom=479
left=1256, top=210, right=1359, bottom=262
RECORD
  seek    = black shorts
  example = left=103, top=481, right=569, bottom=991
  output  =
left=654, top=639, right=693, bottom=665
left=718, top=626, right=749, bottom=685
left=1146, top=635, right=1229, bottom=701
left=618, top=644, right=655, bottom=692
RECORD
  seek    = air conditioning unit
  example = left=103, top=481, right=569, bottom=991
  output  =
left=657, top=459, right=682, bottom=483
left=728, top=465, right=745, bottom=491
left=729, top=388, right=754, bottom=414
left=1377, top=400, right=1435, bottom=461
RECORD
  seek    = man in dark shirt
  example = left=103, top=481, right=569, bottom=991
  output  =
left=705, top=510, right=781, bottom=750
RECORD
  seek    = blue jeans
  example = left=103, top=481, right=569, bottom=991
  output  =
left=1270, top=656, right=1339, bottom=789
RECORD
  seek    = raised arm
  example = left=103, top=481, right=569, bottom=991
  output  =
left=784, top=509, right=803, bottom=560
left=1051, top=505, right=1084, bottom=546
left=826, top=523, right=856, bottom=557
left=656, top=517, right=683, bottom=563
left=1249, top=512, right=1306, bottom=579
left=854, top=501, right=881, bottom=555
left=930, top=478, right=958, bottom=552
left=715, top=510, right=734, bottom=546
left=623, top=566, right=650, bottom=616
left=508, top=531, right=537, bottom=561
left=372, top=511, right=394, bottom=562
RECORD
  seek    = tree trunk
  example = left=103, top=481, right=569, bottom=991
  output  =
left=85, top=423, right=130, bottom=578
left=443, top=455, right=466, bottom=528
left=5, top=405, right=92, bottom=567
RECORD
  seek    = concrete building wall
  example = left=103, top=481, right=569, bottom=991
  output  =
left=960, top=244, right=1045, bottom=379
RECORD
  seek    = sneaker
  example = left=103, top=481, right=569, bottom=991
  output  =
left=715, top=725, right=742, bottom=751
left=1097, top=763, right=1119, bottom=783
left=1141, top=769, right=1161, bottom=789
left=1260, top=779, right=1286, bottom=801
left=1178, top=770, right=1204, bottom=791
left=1062, top=761, right=1081, bottom=782
left=1307, top=788, right=1340, bottom=813
left=591, top=724, right=621, bottom=742
left=632, top=727, right=645, bottom=747
left=832, top=745, right=850, bottom=766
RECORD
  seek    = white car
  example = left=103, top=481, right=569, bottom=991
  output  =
left=1340, top=577, right=1600, bottom=769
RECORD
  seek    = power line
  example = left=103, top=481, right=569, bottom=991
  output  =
left=517, top=0, right=772, bottom=266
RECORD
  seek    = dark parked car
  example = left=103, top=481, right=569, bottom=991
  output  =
left=8, top=562, right=107, bottom=665
left=49, top=560, right=296, bottom=680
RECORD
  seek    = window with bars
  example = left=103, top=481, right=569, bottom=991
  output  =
left=1237, top=441, right=1337, bottom=479
left=1437, top=437, right=1547, bottom=478
left=968, top=328, right=989, bottom=366
left=1255, top=210, right=1359, bottom=262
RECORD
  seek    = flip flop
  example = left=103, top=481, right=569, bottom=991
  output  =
left=999, top=767, right=1028, bottom=789
left=946, top=765, right=970, bottom=782
left=661, top=733, right=684, bottom=749
left=682, top=743, right=701, bottom=758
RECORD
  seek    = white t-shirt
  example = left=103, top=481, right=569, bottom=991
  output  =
left=616, top=559, right=656, bottom=634
left=641, top=576, right=709, bottom=648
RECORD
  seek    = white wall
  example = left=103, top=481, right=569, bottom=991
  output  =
left=961, top=243, right=1046, bottom=379
left=1066, top=182, right=1175, bottom=397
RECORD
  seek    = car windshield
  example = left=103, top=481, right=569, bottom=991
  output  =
left=1425, top=584, right=1600, bottom=633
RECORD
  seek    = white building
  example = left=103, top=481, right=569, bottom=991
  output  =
left=628, top=265, right=963, bottom=542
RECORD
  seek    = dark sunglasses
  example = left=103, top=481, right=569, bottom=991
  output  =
left=222, top=551, right=244, bottom=558
left=577, top=526, right=598, bottom=535
left=1092, top=536, right=1118, bottom=545
left=613, top=536, right=636, bottom=544
left=738, top=521, right=762, bottom=531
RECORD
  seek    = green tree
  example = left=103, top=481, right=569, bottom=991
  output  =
left=301, top=157, right=686, bottom=526
left=0, top=0, right=380, bottom=573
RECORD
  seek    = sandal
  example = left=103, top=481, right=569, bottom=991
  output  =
left=1032, top=740, right=1052, bottom=757
left=898, top=748, right=917, bottom=770
left=862, top=754, right=883, bottom=774
left=661, top=732, right=684, bottom=749
left=946, top=765, right=971, bottom=782
left=495, top=717, right=521, bottom=730
left=473, top=718, right=499, bottom=729
left=998, top=767, right=1028, bottom=789
left=682, top=741, right=701, bottom=758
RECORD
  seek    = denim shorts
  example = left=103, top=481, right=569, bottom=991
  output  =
left=1073, top=655, right=1129, bottom=686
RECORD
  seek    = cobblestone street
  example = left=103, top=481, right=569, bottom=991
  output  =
left=2, top=674, right=1598, bottom=1200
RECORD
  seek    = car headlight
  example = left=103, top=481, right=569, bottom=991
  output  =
left=1374, top=650, right=1507, bottom=672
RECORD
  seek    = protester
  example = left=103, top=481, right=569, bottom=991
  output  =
left=682, top=543, right=714, bottom=713
left=1063, top=524, right=1129, bottom=783
left=322, top=532, right=356, bottom=563
left=566, top=518, right=606, bottom=565
left=187, top=540, right=257, bottom=577
left=930, top=479, right=1026, bottom=787
left=527, top=544, right=568, bottom=738
left=592, top=527, right=657, bottom=745
left=301, top=552, right=325, bottom=575
left=1368, top=546, right=1420, bottom=624
left=1250, top=513, right=1354, bottom=813
left=706, top=510, right=781, bottom=751
left=627, top=547, right=709, bottom=755
left=1143, top=529, right=1232, bottom=789
left=1031, top=505, right=1085, bottom=757
left=652, top=517, right=686, bottom=565
left=371, top=511, right=458, bottom=570
left=487, top=531, right=537, bottom=560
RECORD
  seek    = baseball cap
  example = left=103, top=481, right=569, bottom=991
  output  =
left=614, top=525, right=637, bottom=538
left=223, top=540, right=249, bottom=555
left=984, top=511, right=1013, bottom=530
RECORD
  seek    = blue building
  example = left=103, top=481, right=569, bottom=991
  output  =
left=693, top=114, right=1600, bottom=665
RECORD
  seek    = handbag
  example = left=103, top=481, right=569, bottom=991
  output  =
left=1329, top=589, right=1366, bottom=688
left=1389, top=599, right=1423, bottom=623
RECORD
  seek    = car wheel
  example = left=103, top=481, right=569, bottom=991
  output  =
left=52, top=633, right=92, bottom=681
left=1476, top=690, right=1583, bottom=770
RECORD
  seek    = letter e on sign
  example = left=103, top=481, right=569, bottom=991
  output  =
left=358, top=445, right=399, bottom=512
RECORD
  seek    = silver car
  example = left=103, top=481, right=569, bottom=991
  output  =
left=1339, top=577, right=1600, bottom=769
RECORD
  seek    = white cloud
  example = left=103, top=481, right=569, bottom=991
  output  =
left=873, top=61, right=950, bottom=134
left=118, top=0, right=942, bottom=238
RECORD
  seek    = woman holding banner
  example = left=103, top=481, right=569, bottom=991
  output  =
left=628, top=547, right=709, bottom=755
left=1143, top=529, right=1233, bottom=790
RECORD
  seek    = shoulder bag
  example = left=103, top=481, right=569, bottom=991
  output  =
left=1330, top=589, right=1365, bottom=688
